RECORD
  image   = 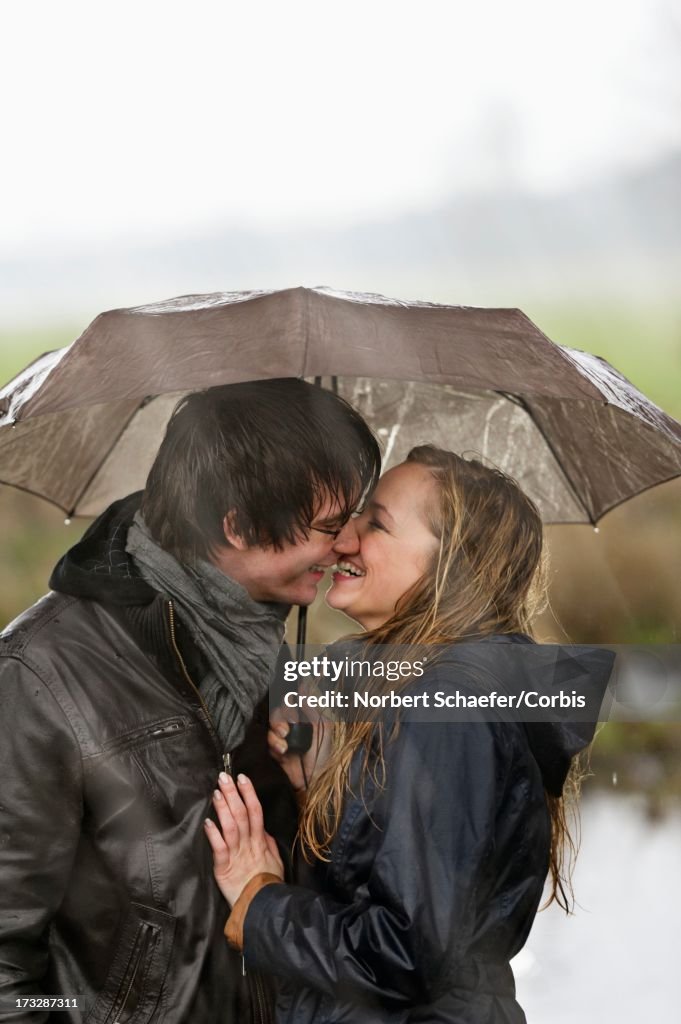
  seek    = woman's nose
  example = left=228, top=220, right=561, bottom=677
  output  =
left=332, top=516, right=360, bottom=555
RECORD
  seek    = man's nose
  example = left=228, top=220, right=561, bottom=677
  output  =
left=332, top=517, right=360, bottom=555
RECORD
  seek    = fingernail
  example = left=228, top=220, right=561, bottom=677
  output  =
left=204, top=819, right=213, bottom=827
left=219, top=772, right=231, bottom=784
left=276, top=742, right=287, bottom=754
left=213, top=789, right=223, bottom=801
left=237, top=773, right=249, bottom=785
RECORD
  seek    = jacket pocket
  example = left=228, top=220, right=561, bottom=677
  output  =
left=86, top=903, right=176, bottom=1024
left=99, top=716, right=191, bottom=758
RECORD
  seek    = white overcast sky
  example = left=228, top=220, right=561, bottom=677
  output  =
left=0, top=0, right=678, bottom=255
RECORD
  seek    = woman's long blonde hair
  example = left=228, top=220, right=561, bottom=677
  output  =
left=301, top=445, right=580, bottom=910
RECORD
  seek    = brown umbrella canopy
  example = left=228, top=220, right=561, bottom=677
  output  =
left=1, top=286, right=679, bottom=523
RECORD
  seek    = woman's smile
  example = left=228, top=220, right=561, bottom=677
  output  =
left=331, top=558, right=366, bottom=580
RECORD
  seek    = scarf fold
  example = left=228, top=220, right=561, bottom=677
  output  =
left=126, top=512, right=288, bottom=751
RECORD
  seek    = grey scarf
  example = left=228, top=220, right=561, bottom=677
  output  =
left=126, top=512, right=288, bottom=751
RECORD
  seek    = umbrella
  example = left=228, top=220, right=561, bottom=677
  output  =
left=1, top=286, right=680, bottom=526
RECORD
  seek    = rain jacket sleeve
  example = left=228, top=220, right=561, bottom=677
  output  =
left=0, top=656, right=82, bottom=1022
left=242, top=714, right=505, bottom=1006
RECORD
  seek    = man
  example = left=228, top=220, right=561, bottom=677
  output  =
left=0, top=378, right=380, bottom=1023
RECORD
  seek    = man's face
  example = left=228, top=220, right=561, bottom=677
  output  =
left=214, top=494, right=359, bottom=606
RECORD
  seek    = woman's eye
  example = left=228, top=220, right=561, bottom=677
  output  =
left=368, top=519, right=385, bottom=531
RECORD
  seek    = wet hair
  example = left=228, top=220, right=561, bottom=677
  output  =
left=301, top=447, right=579, bottom=911
left=389, top=444, right=547, bottom=644
left=141, top=378, right=380, bottom=562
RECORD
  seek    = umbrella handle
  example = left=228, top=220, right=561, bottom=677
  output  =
left=285, top=720, right=314, bottom=755
left=296, top=604, right=307, bottom=656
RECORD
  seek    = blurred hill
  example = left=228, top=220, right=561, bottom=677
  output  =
left=2, top=151, right=680, bottom=324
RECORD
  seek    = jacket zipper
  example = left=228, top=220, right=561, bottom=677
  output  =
left=166, top=600, right=231, bottom=777
left=111, top=922, right=152, bottom=1023
left=167, top=602, right=267, bottom=1015
left=248, top=970, right=269, bottom=1024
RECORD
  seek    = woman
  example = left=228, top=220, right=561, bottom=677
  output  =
left=204, top=446, right=613, bottom=1023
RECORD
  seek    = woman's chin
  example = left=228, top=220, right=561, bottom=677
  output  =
left=325, top=589, right=362, bottom=625
left=325, top=588, right=351, bottom=615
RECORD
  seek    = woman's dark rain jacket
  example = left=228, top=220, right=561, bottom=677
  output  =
left=243, top=637, right=614, bottom=1023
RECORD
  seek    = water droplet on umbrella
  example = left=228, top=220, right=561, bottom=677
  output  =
left=64, top=518, right=71, bottom=526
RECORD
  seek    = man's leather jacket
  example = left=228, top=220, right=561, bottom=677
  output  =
left=0, top=495, right=295, bottom=1023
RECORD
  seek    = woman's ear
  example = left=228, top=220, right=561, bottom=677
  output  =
left=222, top=512, right=248, bottom=551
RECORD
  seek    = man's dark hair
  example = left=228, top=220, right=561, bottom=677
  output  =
left=141, top=378, right=380, bottom=562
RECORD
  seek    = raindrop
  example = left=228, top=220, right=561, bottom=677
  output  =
left=593, top=527, right=600, bottom=534
left=64, top=518, right=71, bottom=526
left=612, top=772, right=618, bottom=786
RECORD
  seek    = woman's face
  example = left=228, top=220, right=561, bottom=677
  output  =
left=325, top=461, right=440, bottom=631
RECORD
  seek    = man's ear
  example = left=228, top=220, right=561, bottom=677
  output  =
left=222, top=512, right=248, bottom=551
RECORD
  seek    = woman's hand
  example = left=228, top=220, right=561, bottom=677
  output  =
left=204, top=772, right=284, bottom=906
left=267, top=706, right=332, bottom=793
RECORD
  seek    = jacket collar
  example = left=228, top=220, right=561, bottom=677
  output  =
left=50, top=493, right=208, bottom=683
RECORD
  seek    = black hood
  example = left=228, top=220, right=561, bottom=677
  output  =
left=521, top=645, right=615, bottom=796
left=49, top=492, right=156, bottom=607
left=436, top=635, right=615, bottom=797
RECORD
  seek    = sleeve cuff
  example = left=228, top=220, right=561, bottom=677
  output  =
left=224, top=872, right=283, bottom=951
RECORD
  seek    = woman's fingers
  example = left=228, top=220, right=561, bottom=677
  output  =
left=203, top=818, right=232, bottom=874
left=217, top=772, right=267, bottom=848
left=267, top=726, right=289, bottom=758
left=236, top=774, right=265, bottom=841
left=217, top=773, right=249, bottom=844
left=269, top=706, right=291, bottom=731
left=212, top=787, right=240, bottom=850
left=268, top=711, right=290, bottom=754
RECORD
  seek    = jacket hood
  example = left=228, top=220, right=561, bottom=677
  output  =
left=436, top=635, right=615, bottom=797
left=49, top=492, right=156, bottom=606
left=521, top=645, right=614, bottom=796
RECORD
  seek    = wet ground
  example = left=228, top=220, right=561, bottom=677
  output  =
left=514, top=792, right=681, bottom=1022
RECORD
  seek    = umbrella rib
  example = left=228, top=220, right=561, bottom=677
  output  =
left=303, top=289, right=312, bottom=376
left=0, top=478, right=71, bottom=517
left=66, top=400, right=148, bottom=516
left=580, top=470, right=681, bottom=525
left=500, top=392, right=596, bottom=526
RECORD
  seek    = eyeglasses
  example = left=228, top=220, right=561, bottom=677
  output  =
left=308, top=507, right=364, bottom=540
left=310, top=523, right=345, bottom=539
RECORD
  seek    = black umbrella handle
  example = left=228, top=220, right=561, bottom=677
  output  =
left=285, top=719, right=314, bottom=755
